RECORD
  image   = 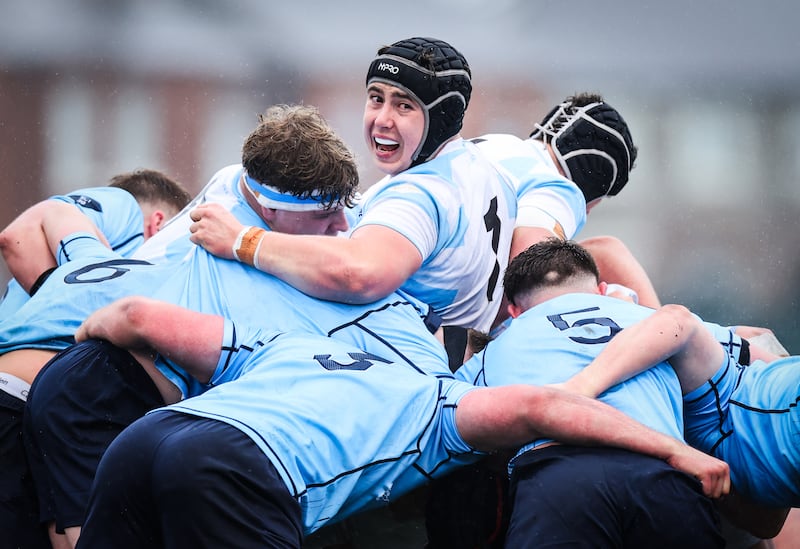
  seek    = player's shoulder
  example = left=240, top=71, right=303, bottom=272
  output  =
left=50, top=186, right=138, bottom=213
left=207, top=163, right=243, bottom=182
left=469, top=133, right=524, bottom=148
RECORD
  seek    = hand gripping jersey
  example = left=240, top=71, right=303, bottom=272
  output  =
left=456, top=293, right=686, bottom=469
left=0, top=186, right=145, bottom=320
left=357, top=138, right=517, bottom=332
left=135, top=163, right=360, bottom=265
left=164, top=328, right=479, bottom=534
left=471, top=133, right=587, bottom=239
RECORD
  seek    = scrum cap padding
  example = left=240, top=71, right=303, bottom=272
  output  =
left=531, top=101, right=636, bottom=202
left=366, top=37, right=472, bottom=166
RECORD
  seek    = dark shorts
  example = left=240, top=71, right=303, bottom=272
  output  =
left=24, top=338, right=164, bottom=532
left=507, top=445, right=723, bottom=548
left=79, top=411, right=303, bottom=549
left=0, top=389, right=51, bottom=549
left=424, top=459, right=509, bottom=548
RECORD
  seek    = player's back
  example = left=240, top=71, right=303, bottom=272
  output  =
left=151, top=245, right=452, bottom=398
left=164, top=328, right=476, bottom=535
left=458, top=292, right=684, bottom=442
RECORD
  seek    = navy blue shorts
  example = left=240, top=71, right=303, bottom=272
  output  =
left=1, top=389, right=51, bottom=549
left=24, top=338, right=164, bottom=532
left=507, top=445, right=723, bottom=548
left=79, top=410, right=303, bottom=549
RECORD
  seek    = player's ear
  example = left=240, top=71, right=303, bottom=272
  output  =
left=144, top=210, right=166, bottom=238
left=508, top=302, right=523, bottom=319
left=598, top=281, right=608, bottom=296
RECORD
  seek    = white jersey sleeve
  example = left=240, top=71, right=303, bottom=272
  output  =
left=472, top=134, right=587, bottom=239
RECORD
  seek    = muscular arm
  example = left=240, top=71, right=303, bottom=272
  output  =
left=579, top=235, right=661, bottom=308
left=456, top=384, right=730, bottom=498
left=563, top=304, right=726, bottom=398
left=0, top=200, right=109, bottom=292
left=188, top=203, right=421, bottom=303
left=75, top=296, right=224, bottom=383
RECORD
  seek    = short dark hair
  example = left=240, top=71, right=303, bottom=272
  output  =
left=108, top=169, right=191, bottom=215
left=242, top=104, right=359, bottom=210
left=503, top=238, right=599, bottom=306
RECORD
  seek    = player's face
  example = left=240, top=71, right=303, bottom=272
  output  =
left=269, top=206, right=349, bottom=236
left=363, top=82, right=425, bottom=176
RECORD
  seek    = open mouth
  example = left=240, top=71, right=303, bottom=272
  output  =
left=374, top=136, right=399, bottom=153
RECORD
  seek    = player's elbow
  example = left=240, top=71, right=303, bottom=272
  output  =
left=118, top=296, right=156, bottom=335
left=660, top=303, right=696, bottom=333
left=329, top=259, right=399, bottom=303
left=0, top=228, right=11, bottom=255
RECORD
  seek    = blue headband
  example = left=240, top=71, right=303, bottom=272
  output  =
left=243, top=173, right=337, bottom=211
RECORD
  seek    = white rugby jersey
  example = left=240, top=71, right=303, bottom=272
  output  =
left=471, top=133, right=586, bottom=239
left=134, top=164, right=262, bottom=265
left=357, top=138, right=517, bottom=332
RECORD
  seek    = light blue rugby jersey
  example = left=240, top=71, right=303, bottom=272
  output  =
left=163, top=327, right=479, bottom=535
left=150, top=244, right=452, bottom=399
left=51, top=186, right=146, bottom=257
left=0, top=186, right=145, bottom=320
left=471, top=134, right=587, bottom=239
left=0, top=233, right=169, bottom=354
left=357, top=138, right=517, bottom=333
left=684, top=353, right=800, bottom=507
left=456, top=293, right=685, bottom=467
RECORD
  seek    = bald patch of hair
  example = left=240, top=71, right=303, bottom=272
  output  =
left=503, top=238, right=600, bottom=306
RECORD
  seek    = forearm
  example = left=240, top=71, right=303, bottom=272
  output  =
left=253, top=231, right=381, bottom=302
left=239, top=225, right=415, bottom=303
left=564, top=304, right=695, bottom=398
left=458, top=385, right=730, bottom=497
left=461, top=385, right=681, bottom=456
left=76, top=296, right=223, bottom=382
left=580, top=235, right=661, bottom=308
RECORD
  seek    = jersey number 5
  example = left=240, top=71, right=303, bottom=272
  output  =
left=547, top=306, right=622, bottom=344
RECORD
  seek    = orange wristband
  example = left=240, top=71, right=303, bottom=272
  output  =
left=233, top=226, right=266, bottom=267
